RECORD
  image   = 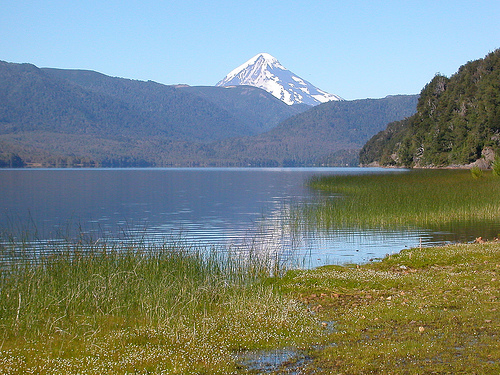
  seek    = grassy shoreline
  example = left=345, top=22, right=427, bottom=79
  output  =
left=2, top=169, right=500, bottom=373
left=289, top=168, right=500, bottom=373
left=276, top=241, right=500, bottom=373
left=2, top=241, right=498, bottom=373
left=0, top=241, right=327, bottom=374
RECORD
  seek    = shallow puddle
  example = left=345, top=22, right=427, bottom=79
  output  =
left=233, top=321, right=335, bottom=373
left=234, top=347, right=312, bottom=373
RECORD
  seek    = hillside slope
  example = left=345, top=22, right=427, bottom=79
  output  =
left=177, top=85, right=307, bottom=134
left=0, top=61, right=303, bottom=166
left=360, top=49, right=500, bottom=167
left=208, top=95, right=418, bottom=166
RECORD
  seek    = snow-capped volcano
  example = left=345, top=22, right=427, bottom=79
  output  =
left=216, top=53, right=343, bottom=106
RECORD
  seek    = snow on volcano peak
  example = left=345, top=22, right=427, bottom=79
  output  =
left=216, top=53, right=343, bottom=106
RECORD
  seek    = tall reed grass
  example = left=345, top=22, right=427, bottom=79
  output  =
left=306, top=169, right=500, bottom=229
left=0, top=239, right=325, bottom=373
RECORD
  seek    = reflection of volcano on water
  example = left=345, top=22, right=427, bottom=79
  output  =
left=230, top=204, right=500, bottom=269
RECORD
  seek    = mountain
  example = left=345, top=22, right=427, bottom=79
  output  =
left=176, top=85, right=307, bottom=134
left=43, top=68, right=304, bottom=139
left=216, top=53, right=343, bottom=106
left=0, top=62, right=250, bottom=142
left=208, top=95, right=419, bottom=167
left=0, top=59, right=417, bottom=168
left=0, top=60, right=309, bottom=167
left=360, top=49, right=500, bottom=168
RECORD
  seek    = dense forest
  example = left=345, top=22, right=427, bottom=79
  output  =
left=208, top=95, right=418, bottom=167
left=43, top=68, right=306, bottom=138
left=0, top=61, right=304, bottom=167
left=360, top=49, right=500, bottom=167
left=0, top=60, right=417, bottom=167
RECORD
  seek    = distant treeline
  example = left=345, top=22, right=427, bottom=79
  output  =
left=0, top=153, right=24, bottom=168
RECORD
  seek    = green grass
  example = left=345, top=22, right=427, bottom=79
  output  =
left=307, top=169, right=500, bottom=229
left=276, top=241, right=500, bottom=373
left=0, top=240, right=327, bottom=374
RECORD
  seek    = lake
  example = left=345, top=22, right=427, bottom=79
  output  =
left=0, top=167, right=494, bottom=268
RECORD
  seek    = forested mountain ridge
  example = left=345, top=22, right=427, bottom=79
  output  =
left=177, top=85, right=307, bottom=134
left=1, top=61, right=253, bottom=141
left=43, top=68, right=306, bottom=136
left=0, top=61, right=148, bottom=137
left=0, top=60, right=417, bottom=167
left=208, top=95, right=419, bottom=166
left=360, top=49, right=500, bottom=167
left=0, top=61, right=304, bottom=166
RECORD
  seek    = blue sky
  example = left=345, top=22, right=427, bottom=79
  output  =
left=1, top=0, right=499, bottom=100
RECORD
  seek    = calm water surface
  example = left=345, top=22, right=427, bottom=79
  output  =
left=0, top=167, right=495, bottom=268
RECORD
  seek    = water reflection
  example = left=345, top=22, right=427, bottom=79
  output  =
left=1, top=167, right=498, bottom=268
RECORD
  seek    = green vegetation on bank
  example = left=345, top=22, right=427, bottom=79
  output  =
left=276, top=241, right=500, bottom=373
left=0, top=241, right=327, bottom=374
left=307, top=169, right=500, bottom=229
left=360, top=49, right=500, bottom=167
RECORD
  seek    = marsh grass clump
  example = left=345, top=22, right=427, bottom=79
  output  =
left=470, top=165, right=484, bottom=179
left=0, top=239, right=326, bottom=374
left=492, top=157, right=500, bottom=177
left=307, top=169, right=500, bottom=229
